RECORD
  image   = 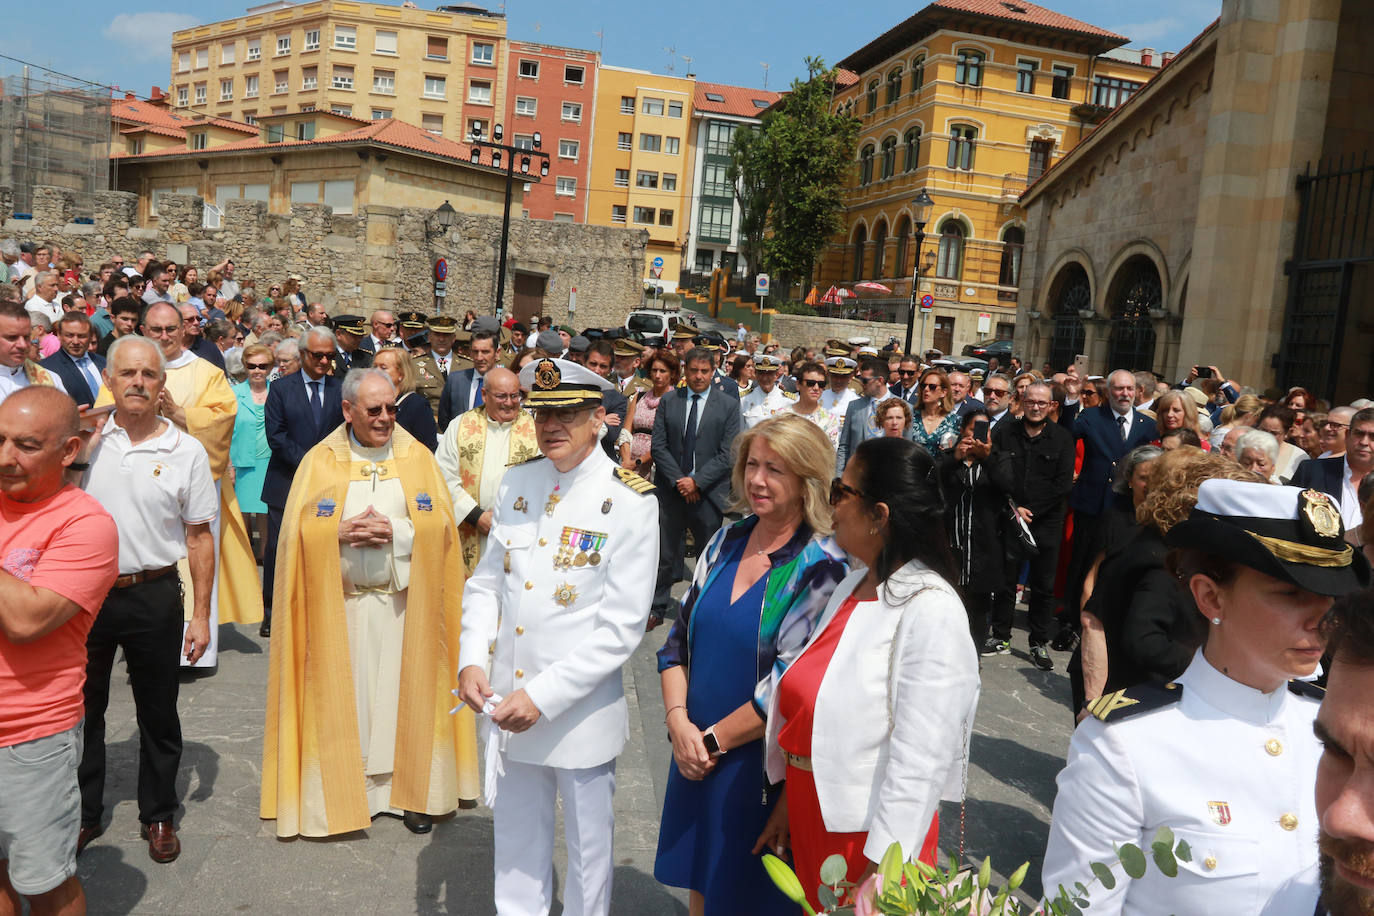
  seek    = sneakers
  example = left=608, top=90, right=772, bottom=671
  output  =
left=1051, top=630, right=1080, bottom=652
left=1030, top=644, right=1054, bottom=671
left=980, top=638, right=1011, bottom=656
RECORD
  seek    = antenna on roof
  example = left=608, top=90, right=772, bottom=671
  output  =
left=680, top=53, right=693, bottom=77
left=664, top=45, right=676, bottom=74
left=594, top=29, right=603, bottom=54
left=760, top=62, right=770, bottom=90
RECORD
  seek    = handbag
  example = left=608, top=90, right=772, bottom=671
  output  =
left=1007, top=497, right=1039, bottom=556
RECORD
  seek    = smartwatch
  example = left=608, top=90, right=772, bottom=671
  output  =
left=703, top=726, right=725, bottom=758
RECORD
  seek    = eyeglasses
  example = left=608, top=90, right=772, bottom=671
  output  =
left=488, top=392, right=523, bottom=403
left=269, top=287, right=281, bottom=292
left=144, top=325, right=180, bottom=336
left=1324, top=421, right=1350, bottom=430
left=234, top=334, right=246, bottom=342
left=898, top=369, right=918, bottom=377
left=799, top=378, right=826, bottom=388
left=829, top=477, right=867, bottom=507
left=304, top=349, right=333, bottom=360
left=245, top=362, right=273, bottom=370
left=362, top=404, right=398, bottom=417
left=375, top=321, right=396, bottom=328
left=534, top=406, right=591, bottom=425
left=857, top=375, right=878, bottom=384
left=920, top=382, right=944, bottom=391
left=984, top=387, right=1010, bottom=397
left=1022, top=399, right=1052, bottom=408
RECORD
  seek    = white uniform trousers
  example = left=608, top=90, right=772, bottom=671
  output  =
left=493, top=754, right=616, bottom=916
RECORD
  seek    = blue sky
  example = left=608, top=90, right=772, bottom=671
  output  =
left=5, top=0, right=1220, bottom=98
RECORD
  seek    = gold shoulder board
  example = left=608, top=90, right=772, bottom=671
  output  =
left=1287, top=679, right=1325, bottom=701
left=613, top=467, right=655, bottom=495
left=1086, top=681, right=1182, bottom=723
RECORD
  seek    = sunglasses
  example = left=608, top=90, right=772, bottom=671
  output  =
left=984, top=387, right=1010, bottom=397
left=534, top=407, right=591, bottom=425
left=829, top=477, right=867, bottom=507
left=898, top=369, right=918, bottom=377
left=245, top=361, right=273, bottom=370
left=375, top=321, right=396, bottom=328
left=799, top=378, right=826, bottom=388
left=921, top=382, right=944, bottom=391
left=304, top=349, right=333, bottom=359
left=362, top=404, right=398, bottom=417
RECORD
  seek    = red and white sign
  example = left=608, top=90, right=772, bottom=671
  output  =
left=434, top=258, right=448, bottom=281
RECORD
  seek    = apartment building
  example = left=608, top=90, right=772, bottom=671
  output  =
left=502, top=40, right=599, bottom=222
left=820, top=0, right=1158, bottom=356
left=585, top=65, right=695, bottom=292
left=169, top=0, right=509, bottom=144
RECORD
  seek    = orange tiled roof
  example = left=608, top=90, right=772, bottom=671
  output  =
left=111, top=99, right=258, bottom=137
left=694, top=81, right=781, bottom=118
left=932, top=0, right=1127, bottom=41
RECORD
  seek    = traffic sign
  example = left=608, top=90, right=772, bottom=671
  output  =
left=650, top=266, right=663, bottom=279
left=755, top=273, right=770, bottom=296
left=434, top=258, right=448, bottom=281
left=652, top=256, right=664, bottom=268
left=920, top=294, right=934, bottom=312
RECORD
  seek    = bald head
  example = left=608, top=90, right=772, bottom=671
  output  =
left=143, top=302, right=185, bottom=359
left=484, top=367, right=522, bottom=422
left=0, top=387, right=82, bottom=502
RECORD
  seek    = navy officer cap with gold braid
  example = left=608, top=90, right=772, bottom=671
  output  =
left=518, top=357, right=613, bottom=409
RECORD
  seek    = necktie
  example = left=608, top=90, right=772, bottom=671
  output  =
left=310, top=380, right=323, bottom=423
left=1117, top=414, right=1128, bottom=440
left=683, top=394, right=700, bottom=475
left=473, top=375, right=484, bottom=408
left=77, top=358, right=102, bottom=401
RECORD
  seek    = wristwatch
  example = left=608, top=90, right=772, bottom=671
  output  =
left=703, top=726, right=725, bottom=758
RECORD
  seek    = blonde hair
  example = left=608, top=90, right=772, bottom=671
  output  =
left=1135, top=447, right=1264, bottom=534
left=1153, top=389, right=1200, bottom=437
left=372, top=347, right=417, bottom=396
left=729, top=413, right=836, bottom=535
left=1219, top=393, right=1263, bottom=428
left=919, top=367, right=956, bottom=413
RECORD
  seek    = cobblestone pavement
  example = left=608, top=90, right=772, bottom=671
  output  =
left=77, top=610, right=1074, bottom=914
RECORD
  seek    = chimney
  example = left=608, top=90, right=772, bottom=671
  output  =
left=125, top=91, right=136, bottom=100
left=1140, top=47, right=1154, bottom=66
left=1161, top=51, right=1175, bottom=66
left=150, top=85, right=165, bottom=100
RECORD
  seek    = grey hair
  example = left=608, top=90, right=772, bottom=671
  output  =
left=302, top=326, right=334, bottom=348
left=342, top=367, right=395, bottom=403
left=0, top=239, right=18, bottom=258
left=257, top=331, right=284, bottom=349
left=275, top=339, right=300, bottom=360
left=106, top=334, right=166, bottom=377
left=1112, top=444, right=1164, bottom=495
left=1236, top=429, right=1279, bottom=464
left=34, top=269, right=57, bottom=289
left=81, top=281, right=102, bottom=299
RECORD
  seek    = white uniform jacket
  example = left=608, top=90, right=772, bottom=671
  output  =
left=458, top=446, right=660, bottom=770
left=1042, top=650, right=1322, bottom=915
left=763, top=562, right=980, bottom=862
left=740, top=385, right=797, bottom=428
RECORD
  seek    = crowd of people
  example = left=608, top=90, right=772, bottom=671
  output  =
left=2, top=239, right=1374, bottom=916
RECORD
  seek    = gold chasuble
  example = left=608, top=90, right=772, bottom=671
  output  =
left=261, top=424, right=479, bottom=838
left=451, top=407, right=538, bottom=571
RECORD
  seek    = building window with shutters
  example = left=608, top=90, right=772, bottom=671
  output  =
left=999, top=227, right=1025, bottom=286
left=904, top=128, right=921, bottom=172
left=859, top=144, right=875, bottom=186
left=955, top=50, right=984, bottom=87
left=1051, top=65, right=1074, bottom=99
left=886, top=67, right=902, bottom=105
left=1028, top=139, right=1053, bottom=181
left=936, top=221, right=965, bottom=279
left=1017, top=59, right=1038, bottom=94
left=866, top=79, right=878, bottom=113
left=910, top=56, right=925, bottom=94
left=947, top=126, right=977, bottom=171
left=880, top=137, right=896, bottom=180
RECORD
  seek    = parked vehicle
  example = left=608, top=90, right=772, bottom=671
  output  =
left=961, top=337, right=1014, bottom=363
left=625, top=308, right=682, bottom=346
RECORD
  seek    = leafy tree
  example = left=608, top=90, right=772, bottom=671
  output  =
left=730, top=57, right=859, bottom=296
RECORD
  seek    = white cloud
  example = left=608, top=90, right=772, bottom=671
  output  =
left=103, top=11, right=200, bottom=46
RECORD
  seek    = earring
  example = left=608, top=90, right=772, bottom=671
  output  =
left=1211, top=617, right=1222, bottom=626
left=869, top=527, right=878, bottom=535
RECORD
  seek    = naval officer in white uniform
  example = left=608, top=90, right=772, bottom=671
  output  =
left=1042, top=481, right=1370, bottom=915
left=457, top=357, right=659, bottom=916
left=738, top=353, right=797, bottom=429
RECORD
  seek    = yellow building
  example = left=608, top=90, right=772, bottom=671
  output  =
left=112, top=104, right=515, bottom=226
left=169, top=0, right=509, bottom=145
left=585, top=65, right=695, bottom=292
left=821, top=0, right=1157, bottom=356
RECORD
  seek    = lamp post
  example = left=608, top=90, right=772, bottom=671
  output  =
left=468, top=122, right=550, bottom=321
left=430, top=200, right=458, bottom=314
left=904, top=188, right=935, bottom=355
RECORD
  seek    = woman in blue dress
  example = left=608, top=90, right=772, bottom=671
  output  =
left=655, top=414, right=848, bottom=916
left=230, top=344, right=273, bottom=559
left=910, top=367, right=963, bottom=456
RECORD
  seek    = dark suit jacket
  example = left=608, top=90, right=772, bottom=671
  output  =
left=39, top=349, right=105, bottom=406
left=835, top=393, right=915, bottom=472
left=333, top=346, right=373, bottom=375
left=1290, top=456, right=1345, bottom=505
left=397, top=392, right=438, bottom=451
left=956, top=395, right=986, bottom=417
left=438, top=367, right=479, bottom=432
left=261, top=371, right=344, bottom=509
left=1071, top=404, right=1156, bottom=515
left=651, top=386, right=741, bottom=514
left=189, top=336, right=226, bottom=371
left=601, top=388, right=628, bottom=459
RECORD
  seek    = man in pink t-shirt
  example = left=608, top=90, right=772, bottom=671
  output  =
left=0, top=387, right=118, bottom=915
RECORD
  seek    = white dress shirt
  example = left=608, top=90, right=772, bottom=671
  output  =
left=1341, top=458, right=1363, bottom=530
left=0, top=363, right=67, bottom=405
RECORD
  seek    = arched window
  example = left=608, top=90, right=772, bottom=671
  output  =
left=886, top=67, right=902, bottom=105
left=851, top=225, right=867, bottom=282
left=880, top=137, right=897, bottom=180
left=955, top=49, right=985, bottom=87
left=859, top=144, right=875, bottom=186
left=999, top=227, right=1025, bottom=287
left=910, top=56, right=925, bottom=94
left=1049, top=263, right=1090, bottom=373
left=866, top=79, right=879, bottom=113
left=936, top=220, right=965, bottom=280
left=903, top=127, right=921, bottom=172
left=947, top=126, right=977, bottom=170
left=894, top=216, right=911, bottom=278
left=1108, top=255, right=1162, bottom=371
left=873, top=220, right=888, bottom=278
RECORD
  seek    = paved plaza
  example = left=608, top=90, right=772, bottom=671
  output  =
left=77, top=612, right=1075, bottom=914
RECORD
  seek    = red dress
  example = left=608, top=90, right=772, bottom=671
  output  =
left=777, top=595, right=939, bottom=910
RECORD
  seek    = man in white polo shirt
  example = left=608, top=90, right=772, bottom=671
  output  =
left=78, top=335, right=216, bottom=865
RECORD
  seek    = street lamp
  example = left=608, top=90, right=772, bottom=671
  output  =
left=434, top=199, right=457, bottom=231
left=469, top=122, right=551, bottom=321
left=904, top=188, right=935, bottom=355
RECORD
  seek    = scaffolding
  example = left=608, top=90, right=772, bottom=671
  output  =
left=0, top=63, right=111, bottom=217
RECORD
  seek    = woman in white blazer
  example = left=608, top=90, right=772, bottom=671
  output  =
left=755, top=436, right=980, bottom=910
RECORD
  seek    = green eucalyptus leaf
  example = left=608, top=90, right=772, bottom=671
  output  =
left=819, top=854, right=848, bottom=887
left=818, top=884, right=838, bottom=910
left=1152, top=825, right=1175, bottom=850
left=1090, top=861, right=1117, bottom=890
left=1152, top=844, right=1179, bottom=878
left=1118, top=843, right=1147, bottom=879
left=1174, top=839, right=1193, bottom=862
left=761, top=854, right=816, bottom=916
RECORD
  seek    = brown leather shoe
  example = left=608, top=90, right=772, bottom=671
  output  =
left=140, top=820, right=181, bottom=863
left=76, top=824, right=104, bottom=856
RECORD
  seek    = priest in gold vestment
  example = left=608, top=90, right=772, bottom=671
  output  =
left=104, top=303, right=261, bottom=669
left=434, top=367, right=538, bottom=571
left=261, top=368, right=479, bottom=838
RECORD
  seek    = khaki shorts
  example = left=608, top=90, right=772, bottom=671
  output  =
left=0, top=723, right=83, bottom=896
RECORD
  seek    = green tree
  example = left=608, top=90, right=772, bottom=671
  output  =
left=731, top=57, right=859, bottom=297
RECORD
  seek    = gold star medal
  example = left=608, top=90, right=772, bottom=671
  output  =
left=553, top=583, right=578, bottom=607
left=544, top=483, right=562, bottom=517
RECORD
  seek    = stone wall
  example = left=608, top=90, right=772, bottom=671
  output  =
left=769, top=313, right=911, bottom=352
left=0, top=185, right=647, bottom=324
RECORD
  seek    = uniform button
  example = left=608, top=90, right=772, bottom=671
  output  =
left=506, top=539, right=512, bottom=546
left=515, top=668, right=524, bottom=678
left=1280, top=813, right=1299, bottom=831
left=1265, top=739, right=1283, bottom=756
left=524, top=581, right=533, bottom=590
left=515, top=626, right=525, bottom=635
left=539, top=538, right=547, bottom=546
left=1203, top=856, right=1217, bottom=871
